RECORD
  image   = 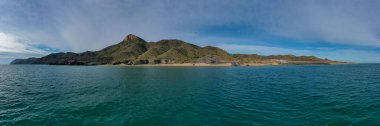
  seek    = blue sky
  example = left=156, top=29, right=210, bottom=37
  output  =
left=1, top=0, right=380, bottom=63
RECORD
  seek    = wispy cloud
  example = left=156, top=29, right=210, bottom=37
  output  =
left=0, top=0, right=379, bottom=62
left=0, top=32, right=47, bottom=54
left=0, top=32, right=52, bottom=63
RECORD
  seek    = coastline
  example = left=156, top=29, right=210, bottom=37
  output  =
left=102, top=63, right=234, bottom=67
left=100, top=62, right=352, bottom=67
left=101, top=63, right=271, bottom=67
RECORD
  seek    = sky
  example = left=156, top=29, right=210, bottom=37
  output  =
left=1, top=0, right=380, bottom=63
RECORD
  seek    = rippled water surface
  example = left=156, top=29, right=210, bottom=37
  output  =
left=1, top=64, right=380, bottom=125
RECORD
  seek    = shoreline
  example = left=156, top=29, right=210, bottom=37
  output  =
left=101, top=63, right=271, bottom=67
left=100, top=62, right=352, bottom=67
left=102, top=63, right=235, bottom=67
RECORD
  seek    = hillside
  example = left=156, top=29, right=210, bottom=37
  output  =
left=11, top=34, right=344, bottom=66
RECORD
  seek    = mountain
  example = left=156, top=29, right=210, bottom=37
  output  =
left=10, top=34, right=344, bottom=66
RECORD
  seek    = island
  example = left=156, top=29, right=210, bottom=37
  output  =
left=11, top=34, right=348, bottom=66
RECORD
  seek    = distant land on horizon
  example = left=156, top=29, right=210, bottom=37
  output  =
left=11, top=34, right=347, bottom=66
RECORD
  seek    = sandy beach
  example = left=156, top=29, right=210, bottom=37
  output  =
left=101, top=63, right=277, bottom=67
left=103, top=63, right=231, bottom=67
left=100, top=62, right=353, bottom=67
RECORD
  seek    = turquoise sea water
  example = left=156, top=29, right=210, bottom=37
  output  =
left=0, top=64, right=380, bottom=126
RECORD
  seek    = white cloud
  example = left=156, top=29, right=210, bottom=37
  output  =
left=0, top=0, right=379, bottom=63
left=0, top=32, right=47, bottom=54
left=0, top=32, right=49, bottom=64
left=2, top=0, right=380, bottom=49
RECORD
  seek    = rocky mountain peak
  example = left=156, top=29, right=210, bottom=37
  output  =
left=124, top=34, right=141, bottom=42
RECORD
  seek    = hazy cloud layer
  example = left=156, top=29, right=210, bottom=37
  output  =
left=0, top=0, right=380, bottom=63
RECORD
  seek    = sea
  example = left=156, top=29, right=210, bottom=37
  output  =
left=0, top=64, right=379, bottom=126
